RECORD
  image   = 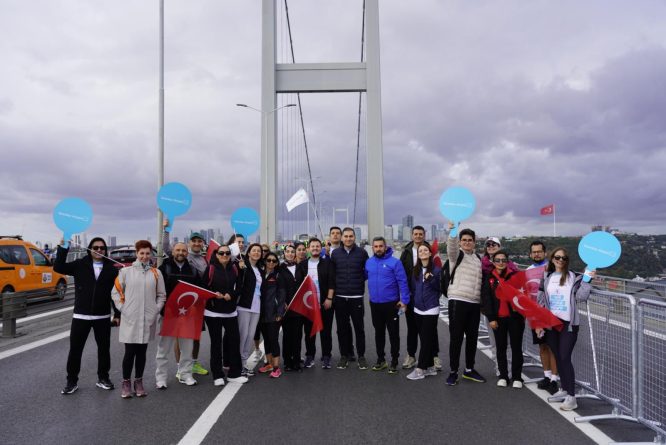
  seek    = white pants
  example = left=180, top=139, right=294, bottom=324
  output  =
left=155, top=316, right=194, bottom=385
left=237, top=310, right=261, bottom=363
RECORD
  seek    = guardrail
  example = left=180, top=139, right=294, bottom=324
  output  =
left=1, top=291, right=30, bottom=337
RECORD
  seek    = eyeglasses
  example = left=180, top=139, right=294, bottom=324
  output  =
left=91, top=246, right=106, bottom=251
left=553, top=255, right=569, bottom=262
left=493, top=258, right=508, bottom=263
left=486, top=242, right=499, bottom=248
left=217, top=251, right=231, bottom=256
left=262, top=249, right=270, bottom=253
left=265, top=258, right=278, bottom=263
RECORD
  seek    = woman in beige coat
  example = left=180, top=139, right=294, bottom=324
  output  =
left=112, top=240, right=166, bottom=399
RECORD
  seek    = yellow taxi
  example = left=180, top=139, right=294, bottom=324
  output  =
left=0, top=236, right=68, bottom=299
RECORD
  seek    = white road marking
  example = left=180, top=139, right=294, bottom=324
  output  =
left=0, top=330, right=70, bottom=360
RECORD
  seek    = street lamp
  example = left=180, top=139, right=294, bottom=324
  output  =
left=236, top=103, right=296, bottom=242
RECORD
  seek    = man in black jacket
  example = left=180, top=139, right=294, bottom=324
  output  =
left=297, top=238, right=336, bottom=369
left=331, top=228, right=369, bottom=370
left=155, top=242, right=201, bottom=388
left=54, top=237, right=120, bottom=395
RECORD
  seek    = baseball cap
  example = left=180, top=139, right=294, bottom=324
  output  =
left=190, top=232, right=204, bottom=241
left=485, top=237, right=501, bottom=247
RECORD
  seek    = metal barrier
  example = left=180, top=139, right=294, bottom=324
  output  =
left=1, top=291, right=28, bottom=337
left=593, top=275, right=666, bottom=302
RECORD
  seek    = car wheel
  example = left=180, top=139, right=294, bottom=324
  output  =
left=55, top=280, right=67, bottom=301
left=2, top=285, right=14, bottom=294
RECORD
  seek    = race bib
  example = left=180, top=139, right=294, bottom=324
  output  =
left=549, top=293, right=567, bottom=312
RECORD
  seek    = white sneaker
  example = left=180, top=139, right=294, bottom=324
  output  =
left=433, top=356, right=442, bottom=371
left=155, top=382, right=167, bottom=390
left=227, top=376, right=249, bottom=384
left=560, top=395, right=578, bottom=411
left=406, top=368, right=425, bottom=380
left=178, top=376, right=197, bottom=386
left=213, top=378, right=225, bottom=387
left=497, top=378, right=508, bottom=387
left=512, top=380, right=524, bottom=389
left=425, top=366, right=438, bottom=376
left=402, top=356, right=416, bottom=369
left=551, top=389, right=568, bottom=399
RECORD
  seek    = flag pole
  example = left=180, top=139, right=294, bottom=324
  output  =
left=553, top=204, right=556, bottom=237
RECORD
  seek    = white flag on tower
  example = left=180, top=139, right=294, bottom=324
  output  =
left=286, top=188, right=309, bottom=212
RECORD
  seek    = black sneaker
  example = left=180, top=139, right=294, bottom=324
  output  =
left=548, top=380, right=559, bottom=395
left=61, top=383, right=78, bottom=395
left=537, top=377, right=551, bottom=390
left=462, top=369, right=486, bottom=383
left=371, top=360, right=387, bottom=371
left=388, top=359, right=399, bottom=374
left=336, top=356, right=349, bottom=369
left=446, top=372, right=459, bottom=386
left=304, top=356, right=315, bottom=368
left=358, top=357, right=369, bottom=370
left=96, top=378, right=115, bottom=390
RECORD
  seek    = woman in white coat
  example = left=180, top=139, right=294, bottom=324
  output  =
left=112, top=240, right=166, bottom=399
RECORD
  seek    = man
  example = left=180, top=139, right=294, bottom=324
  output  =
left=399, top=225, right=441, bottom=370
left=54, top=237, right=120, bottom=395
left=296, top=238, right=336, bottom=369
left=527, top=240, right=559, bottom=394
left=156, top=242, right=201, bottom=388
left=445, top=221, right=485, bottom=385
left=331, top=227, right=369, bottom=370
left=325, top=226, right=342, bottom=257
left=365, top=237, right=410, bottom=373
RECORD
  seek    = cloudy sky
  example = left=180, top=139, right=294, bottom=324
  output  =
left=2, top=0, right=665, bottom=245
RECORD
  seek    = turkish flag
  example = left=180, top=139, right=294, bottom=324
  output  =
left=160, top=280, right=217, bottom=340
left=287, top=276, right=323, bottom=337
left=430, top=239, right=443, bottom=268
left=540, top=204, right=554, bottom=216
left=524, top=265, right=546, bottom=301
left=495, top=273, right=563, bottom=331
left=205, top=239, right=221, bottom=264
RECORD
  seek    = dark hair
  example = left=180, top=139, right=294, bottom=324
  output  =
left=413, top=244, right=434, bottom=279
left=135, top=240, right=152, bottom=251
left=491, top=250, right=510, bottom=277
left=87, top=237, right=107, bottom=255
left=530, top=240, right=546, bottom=252
left=245, top=243, right=264, bottom=268
left=342, top=227, right=355, bottom=235
left=264, top=252, right=279, bottom=268
left=412, top=225, right=425, bottom=233
left=209, top=243, right=230, bottom=267
left=459, top=228, right=476, bottom=241
left=227, top=234, right=244, bottom=245
left=547, top=247, right=570, bottom=286
left=329, top=226, right=342, bottom=234
left=294, top=241, right=306, bottom=250
left=308, top=238, right=322, bottom=246
left=372, top=236, right=385, bottom=244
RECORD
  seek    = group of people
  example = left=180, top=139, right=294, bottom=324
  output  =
left=54, top=221, right=592, bottom=411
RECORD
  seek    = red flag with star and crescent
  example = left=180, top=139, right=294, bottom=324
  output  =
left=287, top=276, right=323, bottom=337
left=160, top=280, right=217, bottom=340
left=205, top=239, right=221, bottom=264
left=495, top=271, right=563, bottom=331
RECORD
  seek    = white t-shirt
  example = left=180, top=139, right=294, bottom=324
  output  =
left=308, top=259, right=320, bottom=300
left=93, top=261, right=103, bottom=279
left=547, top=272, right=574, bottom=321
left=412, top=246, right=418, bottom=266
left=239, top=265, right=262, bottom=314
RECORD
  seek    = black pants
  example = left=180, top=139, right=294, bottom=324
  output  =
left=493, top=314, right=525, bottom=381
left=546, top=321, right=579, bottom=396
left=406, top=300, right=418, bottom=357
left=122, top=343, right=148, bottom=380
left=370, top=301, right=400, bottom=362
left=253, top=323, right=261, bottom=342
left=448, top=299, right=481, bottom=372
left=334, top=296, right=366, bottom=358
left=260, top=321, right=281, bottom=358
left=66, top=317, right=111, bottom=384
left=282, top=314, right=304, bottom=370
left=206, top=316, right=242, bottom=379
left=319, top=306, right=335, bottom=359
left=416, top=313, right=439, bottom=369
left=303, top=318, right=315, bottom=357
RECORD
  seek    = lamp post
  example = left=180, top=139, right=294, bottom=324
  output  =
left=237, top=103, right=296, bottom=243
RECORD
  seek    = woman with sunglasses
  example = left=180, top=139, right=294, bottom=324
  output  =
left=481, top=250, right=525, bottom=388
left=204, top=245, right=248, bottom=386
left=257, top=252, right=286, bottom=378
left=481, top=237, right=517, bottom=274
left=536, top=247, right=593, bottom=411
left=280, top=244, right=306, bottom=372
left=236, top=243, right=265, bottom=376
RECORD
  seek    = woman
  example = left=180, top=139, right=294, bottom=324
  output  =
left=257, top=252, right=286, bottom=378
left=236, top=243, right=264, bottom=376
left=280, top=244, right=305, bottom=371
left=481, top=250, right=525, bottom=388
left=111, top=240, right=166, bottom=399
left=536, top=247, right=593, bottom=411
left=204, top=244, right=248, bottom=386
left=481, top=237, right=518, bottom=274
left=407, top=245, right=441, bottom=380
left=294, top=242, right=308, bottom=264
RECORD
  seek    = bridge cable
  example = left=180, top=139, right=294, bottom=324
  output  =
left=352, top=0, right=366, bottom=228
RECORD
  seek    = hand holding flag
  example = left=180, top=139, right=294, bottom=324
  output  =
left=160, top=281, right=217, bottom=340
left=287, top=276, right=323, bottom=337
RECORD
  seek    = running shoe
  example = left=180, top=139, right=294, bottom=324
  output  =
left=336, top=356, right=349, bottom=369
left=372, top=360, right=388, bottom=371
left=61, top=382, right=78, bottom=395
left=269, top=368, right=282, bottom=378
left=358, top=357, right=369, bottom=370
left=96, top=378, right=114, bottom=390
left=258, top=364, right=274, bottom=374
left=446, top=372, right=459, bottom=386
left=406, top=368, right=425, bottom=380
left=402, top=356, right=416, bottom=369
left=192, top=361, right=209, bottom=376
left=462, top=369, right=486, bottom=383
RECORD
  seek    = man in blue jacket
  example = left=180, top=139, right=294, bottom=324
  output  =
left=365, top=237, right=410, bottom=373
left=331, top=227, right=369, bottom=370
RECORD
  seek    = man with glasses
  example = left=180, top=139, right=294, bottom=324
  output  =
left=55, top=237, right=120, bottom=395
left=445, top=222, right=485, bottom=386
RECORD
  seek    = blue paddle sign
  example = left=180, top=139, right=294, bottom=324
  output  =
left=439, top=186, right=476, bottom=238
left=157, top=182, right=192, bottom=233
left=230, top=207, right=260, bottom=236
left=53, top=198, right=93, bottom=248
left=578, top=231, right=622, bottom=282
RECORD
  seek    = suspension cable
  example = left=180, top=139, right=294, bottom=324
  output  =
left=352, top=0, right=366, bottom=228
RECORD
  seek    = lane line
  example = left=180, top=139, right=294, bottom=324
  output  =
left=0, top=330, right=70, bottom=361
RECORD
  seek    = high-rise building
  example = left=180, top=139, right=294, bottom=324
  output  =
left=402, top=214, right=414, bottom=230
left=396, top=224, right=404, bottom=241
left=354, top=227, right=362, bottom=242
left=384, top=225, right=393, bottom=242
left=430, top=225, right=438, bottom=241
left=108, top=236, right=117, bottom=247
left=402, top=226, right=411, bottom=242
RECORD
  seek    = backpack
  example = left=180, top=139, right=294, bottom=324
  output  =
left=441, top=251, right=481, bottom=298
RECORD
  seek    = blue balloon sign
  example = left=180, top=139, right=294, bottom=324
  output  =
left=439, top=186, right=476, bottom=238
left=578, top=231, right=622, bottom=282
left=157, top=182, right=192, bottom=233
left=230, top=207, right=260, bottom=236
left=53, top=198, right=93, bottom=248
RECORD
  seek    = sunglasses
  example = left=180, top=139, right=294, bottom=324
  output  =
left=553, top=255, right=569, bottom=262
left=486, top=242, right=499, bottom=248
left=262, top=249, right=270, bottom=253
left=493, top=258, right=508, bottom=263
left=217, top=251, right=231, bottom=256
left=265, top=258, right=278, bottom=263
left=91, top=246, right=106, bottom=251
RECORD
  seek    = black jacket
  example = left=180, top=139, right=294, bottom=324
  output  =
left=399, top=241, right=432, bottom=291
left=480, top=270, right=523, bottom=323
left=296, top=257, right=335, bottom=304
left=204, top=262, right=240, bottom=315
left=331, top=244, right=368, bottom=296
left=159, top=257, right=201, bottom=315
left=237, top=263, right=265, bottom=309
left=279, top=262, right=305, bottom=317
left=54, top=246, right=119, bottom=317
left=260, top=269, right=286, bottom=322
